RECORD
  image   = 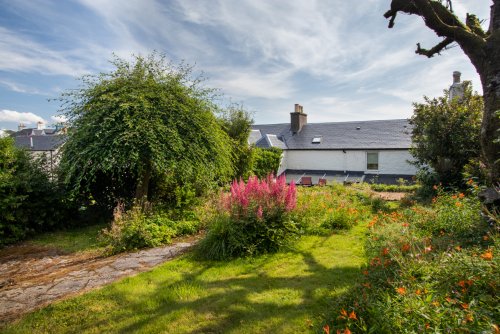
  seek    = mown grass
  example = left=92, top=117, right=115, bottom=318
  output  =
left=3, top=224, right=367, bottom=334
left=26, top=223, right=107, bottom=254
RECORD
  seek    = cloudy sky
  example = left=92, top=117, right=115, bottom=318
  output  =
left=0, top=0, right=491, bottom=130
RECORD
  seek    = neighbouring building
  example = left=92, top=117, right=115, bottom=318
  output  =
left=250, top=104, right=417, bottom=185
left=11, top=121, right=67, bottom=176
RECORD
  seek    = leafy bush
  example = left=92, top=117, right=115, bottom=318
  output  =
left=252, top=147, right=282, bottom=178
left=197, top=174, right=297, bottom=260
left=0, top=137, right=73, bottom=246
left=324, top=191, right=498, bottom=333
left=101, top=204, right=201, bottom=254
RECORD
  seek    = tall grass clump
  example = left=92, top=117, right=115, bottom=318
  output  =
left=323, top=187, right=499, bottom=333
left=197, top=174, right=297, bottom=260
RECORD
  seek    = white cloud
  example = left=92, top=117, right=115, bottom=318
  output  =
left=0, top=27, right=91, bottom=76
left=0, top=109, right=46, bottom=124
left=51, top=115, right=68, bottom=123
left=0, top=80, right=46, bottom=95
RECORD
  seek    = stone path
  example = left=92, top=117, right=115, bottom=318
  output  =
left=0, top=241, right=196, bottom=325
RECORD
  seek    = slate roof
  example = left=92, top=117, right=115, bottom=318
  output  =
left=252, top=119, right=411, bottom=150
left=14, top=135, right=66, bottom=151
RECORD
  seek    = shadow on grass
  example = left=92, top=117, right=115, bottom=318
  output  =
left=4, top=234, right=365, bottom=334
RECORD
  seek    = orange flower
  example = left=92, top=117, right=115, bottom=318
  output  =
left=362, top=270, right=368, bottom=276
left=415, top=289, right=422, bottom=295
left=323, top=324, right=330, bottom=334
left=340, top=308, right=348, bottom=318
left=348, top=311, right=357, bottom=320
left=344, top=328, right=352, bottom=334
left=424, top=246, right=432, bottom=253
left=452, top=195, right=457, bottom=199
left=467, top=179, right=474, bottom=185
left=432, top=197, right=437, bottom=203
left=402, top=222, right=409, bottom=227
left=461, top=303, right=469, bottom=309
left=481, top=249, right=493, bottom=261
left=464, top=313, right=473, bottom=323
left=483, top=235, right=490, bottom=241
left=433, top=185, right=438, bottom=190
left=459, top=193, right=465, bottom=198
left=457, top=280, right=467, bottom=288
left=381, top=247, right=389, bottom=256
left=401, top=244, right=411, bottom=252
left=362, top=283, right=371, bottom=288
left=455, top=245, right=462, bottom=251
left=425, top=323, right=430, bottom=329
left=396, top=287, right=406, bottom=295
left=455, top=201, right=462, bottom=207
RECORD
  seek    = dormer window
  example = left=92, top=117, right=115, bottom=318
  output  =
left=312, top=137, right=322, bottom=144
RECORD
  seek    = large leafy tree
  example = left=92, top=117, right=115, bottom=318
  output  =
left=58, top=53, right=233, bottom=208
left=410, top=82, right=483, bottom=187
left=384, top=0, right=500, bottom=184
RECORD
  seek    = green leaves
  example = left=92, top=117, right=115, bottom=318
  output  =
left=58, top=53, right=233, bottom=208
left=410, top=81, right=483, bottom=188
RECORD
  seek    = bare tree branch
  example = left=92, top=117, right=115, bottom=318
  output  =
left=415, top=38, right=454, bottom=58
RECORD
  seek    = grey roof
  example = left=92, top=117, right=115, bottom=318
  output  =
left=248, top=129, right=262, bottom=145
left=14, top=135, right=66, bottom=151
left=252, top=119, right=411, bottom=150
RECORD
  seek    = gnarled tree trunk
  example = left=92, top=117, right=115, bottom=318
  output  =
left=384, top=0, right=500, bottom=184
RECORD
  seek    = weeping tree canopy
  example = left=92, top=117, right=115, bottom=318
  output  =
left=384, top=0, right=500, bottom=184
left=58, top=53, right=233, bottom=209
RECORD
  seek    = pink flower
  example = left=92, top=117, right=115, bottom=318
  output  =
left=257, top=206, right=263, bottom=219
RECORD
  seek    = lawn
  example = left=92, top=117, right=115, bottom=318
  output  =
left=2, top=225, right=367, bottom=333
left=26, top=223, right=107, bottom=254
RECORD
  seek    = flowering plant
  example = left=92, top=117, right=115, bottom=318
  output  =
left=197, top=174, right=297, bottom=259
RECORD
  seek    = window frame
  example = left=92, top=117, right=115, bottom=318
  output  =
left=366, top=152, right=379, bottom=171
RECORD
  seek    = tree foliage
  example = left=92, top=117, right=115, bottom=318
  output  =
left=410, top=82, right=483, bottom=187
left=58, top=53, right=233, bottom=209
left=252, top=147, right=283, bottom=179
left=217, top=103, right=254, bottom=180
left=0, top=137, right=68, bottom=246
left=384, top=0, right=500, bottom=184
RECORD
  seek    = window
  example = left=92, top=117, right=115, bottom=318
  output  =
left=367, top=152, right=379, bottom=170
left=312, top=137, right=322, bottom=144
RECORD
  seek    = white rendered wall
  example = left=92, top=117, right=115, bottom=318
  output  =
left=284, top=150, right=417, bottom=175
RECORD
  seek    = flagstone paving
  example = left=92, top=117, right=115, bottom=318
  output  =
left=0, top=240, right=196, bottom=325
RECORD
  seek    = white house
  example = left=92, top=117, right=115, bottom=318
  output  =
left=11, top=122, right=67, bottom=177
left=250, top=104, right=417, bottom=184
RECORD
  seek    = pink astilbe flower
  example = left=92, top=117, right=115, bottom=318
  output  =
left=256, top=205, right=263, bottom=220
left=225, top=174, right=297, bottom=221
left=285, top=181, right=297, bottom=211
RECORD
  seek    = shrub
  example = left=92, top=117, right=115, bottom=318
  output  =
left=197, top=174, right=297, bottom=260
left=101, top=204, right=201, bottom=254
left=324, top=191, right=498, bottom=333
left=0, top=137, right=73, bottom=247
left=252, top=147, right=282, bottom=178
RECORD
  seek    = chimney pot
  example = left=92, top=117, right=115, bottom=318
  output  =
left=453, top=71, right=461, bottom=84
left=290, top=104, right=307, bottom=133
left=37, top=121, right=43, bottom=130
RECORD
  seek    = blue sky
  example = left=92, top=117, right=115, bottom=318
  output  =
left=0, top=0, right=491, bottom=130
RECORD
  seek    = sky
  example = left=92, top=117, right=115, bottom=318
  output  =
left=0, top=0, right=492, bottom=130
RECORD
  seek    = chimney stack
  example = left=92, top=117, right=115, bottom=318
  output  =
left=37, top=121, right=44, bottom=130
left=291, top=103, right=307, bottom=134
left=18, top=122, right=26, bottom=131
left=449, top=71, right=464, bottom=101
